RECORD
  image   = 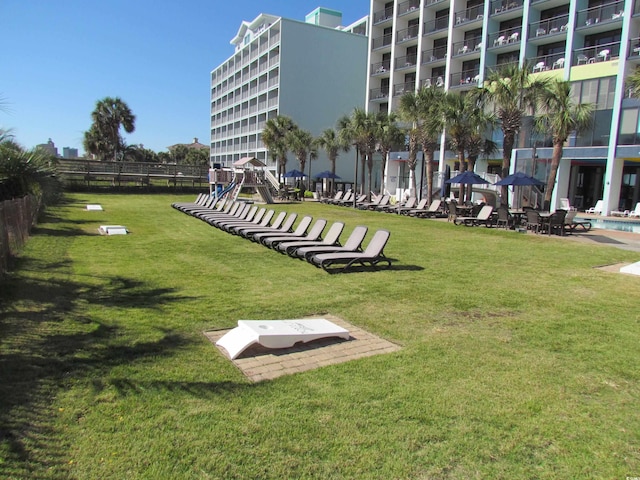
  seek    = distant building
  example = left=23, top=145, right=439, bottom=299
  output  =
left=36, top=138, right=58, bottom=157
left=62, top=147, right=79, bottom=158
left=210, top=7, right=368, bottom=179
left=168, top=137, right=209, bottom=151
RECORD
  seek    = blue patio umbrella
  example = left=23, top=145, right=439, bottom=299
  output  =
left=445, top=171, right=490, bottom=185
left=315, top=170, right=341, bottom=179
left=283, top=169, right=307, bottom=178
left=494, top=171, right=545, bottom=186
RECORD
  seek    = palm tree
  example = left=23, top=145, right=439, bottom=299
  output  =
left=262, top=115, right=296, bottom=181
left=626, top=66, right=640, bottom=98
left=397, top=92, right=422, bottom=197
left=441, top=92, right=474, bottom=202
left=473, top=64, right=548, bottom=201
left=535, top=79, right=594, bottom=206
left=416, top=87, right=446, bottom=201
left=338, top=108, right=375, bottom=197
left=316, top=127, right=349, bottom=195
left=286, top=127, right=317, bottom=190
left=374, top=112, right=404, bottom=196
left=83, top=97, right=135, bottom=161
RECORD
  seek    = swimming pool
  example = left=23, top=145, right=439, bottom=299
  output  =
left=576, top=216, right=640, bottom=234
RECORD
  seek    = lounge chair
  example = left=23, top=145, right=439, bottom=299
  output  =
left=379, top=196, right=416, bottom=213
left=322, top=191, right=343, bottom=204
left=293, top=225, right=369, bottom=261
left=227, top=209, right=275, bottom=234
left=201, top=202, right=247, bottom=225
left=172, top=192, right=207, bottom=211
left=216, top=207, right=267, bottom=231
left=563, top=210, right=592, bottom=233
left=183, top=196, right=221, bottom=216
left=453, top=205, right=494, bottom=226
left=629, top=202, right=640, bottom=218
left=585, top=200, right=603, bottom=214
left=235, top=211, right=288, bottom=237
left=309, top=230, right=392, bottom=272
left=412, top=199, right=442, bottom=218
left=401, top=198, right=428, bottom=215
left=247, top=213, right=299, bottom=241
left=332, top=191, right=353, bottom=205
left=210, top=205, right=259, bottom=228
left=195, top=200, right=238, bottom=221
left=357, top=194, right=386, bottom=210
left=276, top=222, right=345, bottom=256
left=262, top=218, right=327, bottom=248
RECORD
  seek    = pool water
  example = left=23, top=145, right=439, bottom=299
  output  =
left=577, top=216, right=640, bottom=234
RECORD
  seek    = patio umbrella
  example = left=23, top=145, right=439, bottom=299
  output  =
left=494, top=171, right=544, bottom=186
left=445, top=171, right=490, bottom=185
left=315, top=171, right=341, bottom=179
left=283, top=169, right=307, bottom=178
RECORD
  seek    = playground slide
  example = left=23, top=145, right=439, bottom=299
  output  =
left=216, top=181, right=235, bottom=198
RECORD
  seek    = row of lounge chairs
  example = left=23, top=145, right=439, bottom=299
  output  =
left=172, top=195, right=392, bottom=273
left=322, top=191, right=446, bottom=218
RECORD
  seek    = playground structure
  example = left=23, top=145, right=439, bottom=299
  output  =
left=209, top=157, right=279, bottom=204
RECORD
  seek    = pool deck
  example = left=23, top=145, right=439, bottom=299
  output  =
left=561, top=214, right=640, bottom=252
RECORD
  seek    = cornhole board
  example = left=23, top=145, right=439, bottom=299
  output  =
left=99, top=225, right=128, bottom=235
left=86, top=204, right=103, bottom=210
left=620, top=261, right=640, bottom=276
left=216, top=319, right=350, bottom=360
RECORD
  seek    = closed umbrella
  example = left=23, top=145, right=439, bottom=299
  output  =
left=440, top=164, right=451, bottom=199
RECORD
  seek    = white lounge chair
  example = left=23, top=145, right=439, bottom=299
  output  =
left=585, top=200, right=603, bottom=214
left=628, top=202, right=640, bottom=218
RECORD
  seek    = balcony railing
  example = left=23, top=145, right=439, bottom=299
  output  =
left=452, top=38, right=482, bottom=56
left=395, top=54, right=418, bottom=69
left=421, top=77, right=445, bottom=88
left=373, top=34, right=393, bottom=49
left=576, top=0, right=624, bottom=27
left=454, top=5, right=484, bottom=25
left=629, top=38, right=640, bottom=58
left=397, top=25, right=419, bottom=43
left=371, top=60, right=391, bottom=75
left=423, top=16, right=450, bottom=35
left=450, top=70, right=480, bottom=86
left=529, top=14, right=569, bottom=39
left=370, top=87, right=390, bottom=100
left=398, top=0, right=420, bottom=16
left=530, top=53, right=566, bottom=72
left=425, top=0, right=446, bottom=6
left=489, top=29, right=520, bottom=47
left=492, top=0, right=523, bottom=15
left=394, top=82, right=416, bottom=96
left=373, top=6, right=393, bottom=24
left=422, top=46, right=448, bottom=63
left=572, top=42, right=620, bottom=66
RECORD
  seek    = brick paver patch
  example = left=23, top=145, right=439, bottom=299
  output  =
left=204, top=314, right=401, bottom=382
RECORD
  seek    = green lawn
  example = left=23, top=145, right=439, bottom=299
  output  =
left=1, top=193, right=639, bottom=479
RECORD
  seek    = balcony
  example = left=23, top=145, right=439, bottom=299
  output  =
left=454, top=5, right=484, bottom=26
left=572, top=42, right=620, bottom=66
left=398, top=0, right=420, bottom=16
left=421, top=76, right=445, bottom=88
left=530, top=53, right=566, bottom=72
left=372, top=34, right=393, bottom=50
left=452, top=38, right=482, bottom=57
left=370, top=87, right=390, bottom=101
left=394, top=82, right=416, bottom=96
left=529, top=14, right=569, bottom=39
left=423, top=16, right=450, bottom=35
left=576, top=1, right=624, bottom=29
left=397, top=25, right=419, bottom=44
left=450, top=70, right=480, bottom=88
left=628, top=38, right=640, bottom=60
left=395, top=54, right=418, bottom=70
left=425, top=0, right=447, bottom=7
left=373, top=6, right=393, bottom=25
left=491, top=0, right=523, bottom=16
left=371, top=60, right=391, bottom=75
left=422, top=46, right=448, bottom=64
left=488, top=29, right=520, bottom=48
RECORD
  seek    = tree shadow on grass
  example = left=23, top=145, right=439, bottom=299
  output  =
left=0, top=259, right=238, bottom=478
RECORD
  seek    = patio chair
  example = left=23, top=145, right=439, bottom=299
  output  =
left=544, top=209, right=567, bottom=236
left=496, top=206, right=514, bottom=229
left=447, top=200, right=458, bottom=222
left=533, top=61, right=546, bottom=72
left=309, top=230, right=392, bottom=273
left=277, top=222, right=345, bottom=256
left=525, top=209, right=543, bottom=233
left=252, top=214, right=308, bottom=243
left=293, top=225, right=369, bottom=261
left=577, top=54, right=589, bottom=65
left=559, top=198, right=576, bottom=211
left=454, top=205, right=494, bottom=227
left=585, top=200, right=603, bottom=214
left=262, top=218, right=327, bottom=248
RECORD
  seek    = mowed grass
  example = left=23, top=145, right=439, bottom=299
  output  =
left=1, top=192, right=639, bottom=479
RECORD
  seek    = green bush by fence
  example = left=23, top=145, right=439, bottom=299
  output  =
left=0, top=194, right=40, bottom=275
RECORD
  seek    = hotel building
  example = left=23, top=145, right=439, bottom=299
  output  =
left=366, top=0, right=640, bottom=214
left=210, top=8, right=368, bottom=180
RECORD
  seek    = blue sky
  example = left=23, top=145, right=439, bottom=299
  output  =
left=1, top=0, right=368, bottom=154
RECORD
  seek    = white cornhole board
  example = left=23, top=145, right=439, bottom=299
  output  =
left=216, top=319, right=350, bottom=360
left=86, top=204, right=103, bottom=210
left=620, top=261, right=640, bottom=275
left=99, top=225, right=128, bottom=235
